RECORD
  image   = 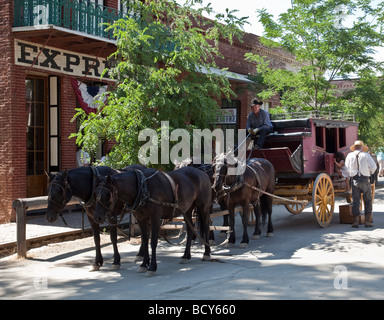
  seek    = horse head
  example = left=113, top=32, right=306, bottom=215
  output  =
left=212, top=151, right=246, bottom=193
left=94, top=175, right=116, bottom=224
left=46, top=169, right=72, bottom=223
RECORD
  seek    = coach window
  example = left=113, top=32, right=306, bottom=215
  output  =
left=315, top=126, right=325, bottom=149
left=338, top=128, right=346, bottom=148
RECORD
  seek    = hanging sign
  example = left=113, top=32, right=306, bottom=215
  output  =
left=214, top=108, right=237, bottom=124
left=14, top=39, right=111, bottom=80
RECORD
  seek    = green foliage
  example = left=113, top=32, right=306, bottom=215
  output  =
left=72, top=0, right=247, bottom=169
left=338, top=69, right=384, bottom=149
left=246, top=0, right=384, bottom=112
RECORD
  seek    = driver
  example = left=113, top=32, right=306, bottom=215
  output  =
left=246, top=98, right=274, bottom=150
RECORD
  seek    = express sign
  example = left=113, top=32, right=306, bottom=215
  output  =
left=15, top=40, right=111, bottom=80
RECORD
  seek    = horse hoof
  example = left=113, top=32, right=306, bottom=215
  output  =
left=239, top=243, right=248, bottom=248
left=209, top=240, right=216, bottom=245
left=179, top=258, right=190, bottom=264
left=224, top=242, right=234, bottom=248
left=267, top=233, right=274, bottom=237
left=110, top=264, right=120, bottom=271
left=146, top=271, right=156, bottom=277
left=89, top=265, right=101, bottom=272
left=137, top=266, right=147, bottom=273
left=202, top=255, right=211, bottom=261
left=252, top=235, right=260, bottom=240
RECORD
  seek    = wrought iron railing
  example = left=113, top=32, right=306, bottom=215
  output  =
left=14, top=0, right=135, bottom=40
left=271, top=111, right=356, bottom=122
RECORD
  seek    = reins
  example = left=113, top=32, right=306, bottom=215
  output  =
left=214, top=157, right=306, bottom=206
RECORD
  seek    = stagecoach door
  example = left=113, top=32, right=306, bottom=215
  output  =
left=26, top=76, right=48, bottom=197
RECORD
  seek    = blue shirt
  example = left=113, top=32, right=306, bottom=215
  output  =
left=246, top=109, right=273, bottom=132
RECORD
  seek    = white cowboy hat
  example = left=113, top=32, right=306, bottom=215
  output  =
left=350, top=140, right=369, bottom=152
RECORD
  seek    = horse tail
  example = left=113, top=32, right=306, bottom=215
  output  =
left=194, top=205, right=212, bottom=244
left=260, top=196, right=267, bottom=227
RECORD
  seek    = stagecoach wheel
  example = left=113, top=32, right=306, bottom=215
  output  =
left=284, top=199, right=306, bottom=215
left=312, top=173, right=335, bottom=228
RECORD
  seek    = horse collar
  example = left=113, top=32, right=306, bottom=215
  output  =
left=125, top=169, right=149, bottom=212
left=80, top=167, right=101, bottom=208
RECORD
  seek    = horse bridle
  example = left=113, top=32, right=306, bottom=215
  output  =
left=47, top=175, right=73, bottom=226
left=95, top=182, right=118, bottom=222
left=48, top=177, right=72, bottom=211
left=213, top=160, right=241, bottom=192
left=95, top=169, right=151, bottom=224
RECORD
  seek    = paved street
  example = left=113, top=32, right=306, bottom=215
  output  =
left=1, top=181, right=384, bottom=300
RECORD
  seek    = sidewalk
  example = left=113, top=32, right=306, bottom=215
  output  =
left=0, top=206, right=91, bottom=246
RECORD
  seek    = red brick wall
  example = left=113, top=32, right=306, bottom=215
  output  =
left=60, top=77, right=78, bottom=170
left=106, top=0, right=118, bottom=9
left=0, top=0, right=21, bottom=222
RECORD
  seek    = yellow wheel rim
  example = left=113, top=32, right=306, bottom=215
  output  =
left=312, top=174, right=334, bottom=228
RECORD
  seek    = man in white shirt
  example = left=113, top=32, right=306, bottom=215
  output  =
left=345, top=140, right=377, bottom=228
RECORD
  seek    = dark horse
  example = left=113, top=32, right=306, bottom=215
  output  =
left=46, top=165, right=144, bottom=271
left=212, top=152, right=275, bottom=247
left=94, top=166, right=212, bottom=276
left=174, top=157, right=228, bottom=241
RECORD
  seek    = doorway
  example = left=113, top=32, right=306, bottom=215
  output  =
left=26, top=77, right=47, bottom=197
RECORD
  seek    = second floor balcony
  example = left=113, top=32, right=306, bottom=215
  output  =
left=14, top=0, right=133, bottom=41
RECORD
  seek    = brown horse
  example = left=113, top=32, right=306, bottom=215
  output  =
left=46, top=165, right=144, bottom=271
left=94, top=166, right=212, bottom=276
left=213, top=152, right=275, bottom=247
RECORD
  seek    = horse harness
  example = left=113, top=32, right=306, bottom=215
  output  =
left=48, top=167, right=101, bottom=227
left=95, top=170, right=179, bottom=222
left=220, top=163, right=262, bottom=197
left=96, top=169, right=210, bottom=246
left=126, top=169, right=179, bottom=215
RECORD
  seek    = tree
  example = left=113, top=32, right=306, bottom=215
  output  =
left=340, top=70, right=384, bottom=149
left=245, top=0, right=384, bottom=112
left=72, top=0, right=247, bottom=169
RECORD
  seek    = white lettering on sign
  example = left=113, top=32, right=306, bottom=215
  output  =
left=14, top=40, right=111, bottom=80
left=214, top=108, right=237, bottom=124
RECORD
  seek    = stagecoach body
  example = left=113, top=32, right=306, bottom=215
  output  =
left=247, top=112, right=359, bottom=227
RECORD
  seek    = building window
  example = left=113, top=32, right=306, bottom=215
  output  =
left=220, top=99, right=240, bottom=151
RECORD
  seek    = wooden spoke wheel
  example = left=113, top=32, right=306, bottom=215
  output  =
left=285, top=200, right=307, bottom=215
left=312, top=174, right=335, bottom=228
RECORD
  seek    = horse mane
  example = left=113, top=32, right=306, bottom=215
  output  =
left=174, top=157, right=203, bottom=169
left=214, top=151, right=246, bottom=175
left=213, top=152, right=226, bottom=166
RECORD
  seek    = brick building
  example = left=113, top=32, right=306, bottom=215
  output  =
left=0, top=0, right=298, bottom=223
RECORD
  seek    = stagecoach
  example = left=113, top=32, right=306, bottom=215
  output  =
left=247, top=111, right=363, bottom=227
